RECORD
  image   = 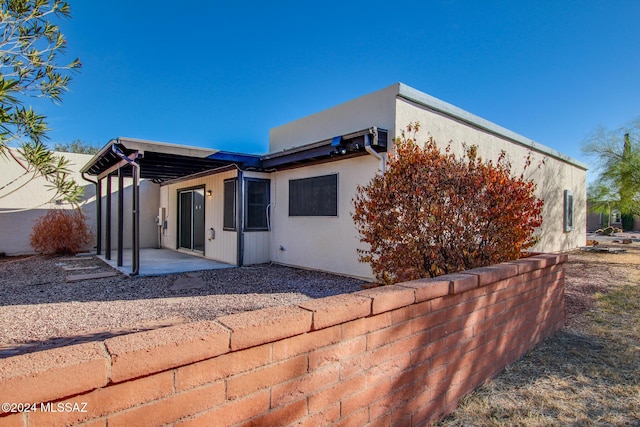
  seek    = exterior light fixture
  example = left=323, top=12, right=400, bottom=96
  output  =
left=206, top=190, right=212, bottom=196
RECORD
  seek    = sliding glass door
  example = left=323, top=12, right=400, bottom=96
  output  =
left=178, top=188, right=205, bottom=252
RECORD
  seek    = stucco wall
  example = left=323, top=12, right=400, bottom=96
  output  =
left=269, top=84, right=398, bottom=153
left=395, top=97, right=587, bottom=253
left=268, top=83, right=586, bottom=279
left=99, top=178, right=159, bottom=251
left=160, top=170, right=239, bottom=265
left=159, top=170, right=271, bottom=266
left=269, top=155, right=381, bottom=279
left=0, top=150, right=95, bottom=255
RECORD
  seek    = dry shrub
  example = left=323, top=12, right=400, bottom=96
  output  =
left=352, top=122, right=544, bottom=284
left=30, top=209, right=93, bottom=254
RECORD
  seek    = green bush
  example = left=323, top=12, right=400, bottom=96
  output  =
left=622, top=213, right=634, bottom=231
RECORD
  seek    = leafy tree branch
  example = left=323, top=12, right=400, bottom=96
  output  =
left=0, top=0, right=82, bottom=206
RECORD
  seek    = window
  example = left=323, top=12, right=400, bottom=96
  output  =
left=289, top=174, right=338, bottom=217
left=245, top=179, right=270, bottom=231
left=223, top=179, right=236, bottom=230
left=563, top=189, right=574, bottom=232
left=611, top=209, right=622, bottom=224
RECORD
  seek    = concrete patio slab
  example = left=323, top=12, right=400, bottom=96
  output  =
left=98, top=248, right=234, bottom=276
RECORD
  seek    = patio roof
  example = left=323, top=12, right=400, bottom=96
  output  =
left=81, top=128, right=388, bottom=182
left=80, top=137, right=261, bottom=183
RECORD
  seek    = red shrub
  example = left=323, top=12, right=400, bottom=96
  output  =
left=30, top=209, right=93, bottom=254
left=352, top=123, right=544, bottom=284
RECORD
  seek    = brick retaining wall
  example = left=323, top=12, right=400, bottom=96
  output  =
left=0, top=253, right=566, bottom=426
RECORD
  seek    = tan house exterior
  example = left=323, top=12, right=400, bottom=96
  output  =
left=83, top=83, right=587, bottom=279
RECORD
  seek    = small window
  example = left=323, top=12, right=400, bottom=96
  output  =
left=289, top=174, right=338, bottom=217
left=564, top=189, right=574, bottom=232
left=245, top=179, right=270, bottom=231
left=223, top=179, right=236, bottom=230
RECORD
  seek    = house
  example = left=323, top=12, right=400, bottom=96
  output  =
left=80, top=83, right=587, bottom=278
left=586, top=206, right=640, bottom=232
left=0, top=149, right=96, bottom=255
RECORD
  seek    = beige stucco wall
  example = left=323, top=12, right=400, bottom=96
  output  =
left=395, top=97, right=587, bottom=253
left=160, top=170, right=238, bottom=265
left=269, top=84, right=398, bottom=153
left=0, top=149, right=95, bottom=255
left=269, top=155, right=380, bottom=279
left=160, top=169, right=272, bottom=266
left=98, top=177, right=159, bottom=251
left=267, top=83, right=587, bottom=280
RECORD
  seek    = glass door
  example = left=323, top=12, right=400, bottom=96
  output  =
left=178, top=188, right=205, bottom=252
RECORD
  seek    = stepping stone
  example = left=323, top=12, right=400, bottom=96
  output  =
left=170, top=276, right=205, bottom=291
left=58, top=256, right=93, bottom=262
left=62, top=266, right=100, bottom=272
left=66, top=271, right=119, bottom=282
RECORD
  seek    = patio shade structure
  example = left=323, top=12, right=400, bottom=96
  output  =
left=80, top=128, right=387, bottom=275
left=80, top=137, right=260, bottom=275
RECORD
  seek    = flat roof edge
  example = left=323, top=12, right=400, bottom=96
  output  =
left=397, top=83, right=588, bottom=170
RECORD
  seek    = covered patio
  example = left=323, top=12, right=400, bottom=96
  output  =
left=80, top=137, right=260, bottom=275
left=98, top=248, right=234, bottom=276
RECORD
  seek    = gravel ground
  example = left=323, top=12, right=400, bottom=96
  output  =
left=0, top=255, right=364, bottom=356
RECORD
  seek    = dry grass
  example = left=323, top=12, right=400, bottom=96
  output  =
left=438, top=244, right=640, bottom=426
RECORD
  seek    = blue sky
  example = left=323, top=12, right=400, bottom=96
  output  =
left=36, top=0, right=639, bottom=167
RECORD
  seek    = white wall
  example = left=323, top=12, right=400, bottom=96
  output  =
left=160, top=169, right=272, bottom=266
left=266, top=83, right=587, bottom=280
left=98, top=177, right=159, bottom=251
left=395, top=96, right=587, bottom=252
left=160, top=170, right=239, bottom=265
left=269, top=84, right=399, bottom=153
left=0, top=149, right=95, bottom=255
left=269, top=155, right=380, bottom=279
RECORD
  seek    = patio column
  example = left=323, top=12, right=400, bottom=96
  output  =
left=117, top=168, right=124, bottom=267
left=95, top=177, right=102, bottom=255
left=236, top=169, right=244, bottom=267
left=105, top=173, right=112, bottom=260
left=132, top=164, right=140, bottom=275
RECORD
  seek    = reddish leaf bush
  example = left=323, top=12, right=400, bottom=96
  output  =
left=352, top=123, right=544, bottom=284
left=30, top=209, right=93, bottom=254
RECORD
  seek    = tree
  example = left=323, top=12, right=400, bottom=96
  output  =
left=352, top=123, right=544, bottom=285
left=53, top=139, right=100, bottom=154
left=587, top=182, right=618, bottom=228
left=582, top=118, right=640, bottom=229
left=0, top=0, right=82, bottom=206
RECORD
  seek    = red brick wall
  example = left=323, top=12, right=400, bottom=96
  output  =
left=0, top=254, right=566, bottom=427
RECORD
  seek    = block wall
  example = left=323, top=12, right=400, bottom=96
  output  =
left=0, top=254, right=566, bottom=427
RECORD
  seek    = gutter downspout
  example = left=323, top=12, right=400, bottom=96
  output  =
left=111, top=144, right=141, bottom=276
left=364, top=127, right=386, bottom=173
left=81, top=172, right=102, bottom=256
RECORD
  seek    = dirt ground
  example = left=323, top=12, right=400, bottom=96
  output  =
left=438, top=243, right=640, bottom=426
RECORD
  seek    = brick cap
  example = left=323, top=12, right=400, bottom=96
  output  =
left=441, top=273, right=479, bottom=294
left=465, top=263, right=519, bottom=286
left=299, top=293, right=372, bottom=330
left=398, top=277, right=450, bottom=302
left=104, top=321, right=230, bottom=383
left=218, top=305, right=312, bottom=351
left=356, top=285, right=415, bottom=314
left=0, top=341, right=108, bottom=404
